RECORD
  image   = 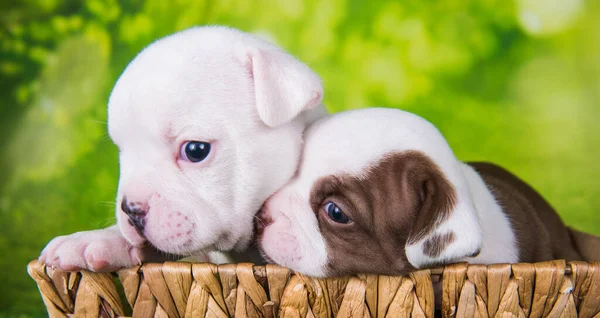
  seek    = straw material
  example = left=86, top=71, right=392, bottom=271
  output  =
left=28, top=260, right=600, bottom=317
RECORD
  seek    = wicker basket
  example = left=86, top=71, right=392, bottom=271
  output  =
left=28, top=259, right=600, bottom=317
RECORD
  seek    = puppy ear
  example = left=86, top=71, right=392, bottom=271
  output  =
left=247, top=48, right=323, bottom=127
left=404, top=160, right=482, bottom=268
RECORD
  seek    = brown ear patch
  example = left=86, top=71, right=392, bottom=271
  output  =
left=403, top=154, right=457, bottom=245
left=308, top=150, right=458, bottom=276
left=422, top=232, right=456, bottom=257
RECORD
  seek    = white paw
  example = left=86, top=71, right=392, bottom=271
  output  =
left=39, top=226, right=142, bottom=272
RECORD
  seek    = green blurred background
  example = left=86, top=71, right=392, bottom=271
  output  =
left=1, top=0, right=599, bottom=315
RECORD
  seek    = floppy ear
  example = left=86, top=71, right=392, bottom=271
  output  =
left=246, top=48, right=324, bottom=127
left=404, top=161, right=483, bottom=268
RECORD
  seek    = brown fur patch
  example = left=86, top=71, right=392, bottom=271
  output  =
left=469, top=162, right=584, bottom=262
left=308, top=151, right=457, bottom=276
left=423, top=232, right=456, bottom=257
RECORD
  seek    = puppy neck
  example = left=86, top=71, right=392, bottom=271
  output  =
left=459, top=163, right=519, bottom=264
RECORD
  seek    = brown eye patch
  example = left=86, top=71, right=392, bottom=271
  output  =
left=307, top=150, right=457, bottom=277
left=309, top=176, right=343, bottom=214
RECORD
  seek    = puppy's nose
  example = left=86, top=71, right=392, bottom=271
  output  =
left=121, top=197, right=148, bottom=232
left=255, top=206, right=273, bottom=235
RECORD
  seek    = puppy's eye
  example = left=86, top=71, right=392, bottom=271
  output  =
left=180, top=141, right=211, bottom=162
left=324, top=201, right=351, bottom=224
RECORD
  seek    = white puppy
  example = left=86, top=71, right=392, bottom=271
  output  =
left=257, top=108, right=594, bottom=277
left=40, top=26, right=326, bottom=271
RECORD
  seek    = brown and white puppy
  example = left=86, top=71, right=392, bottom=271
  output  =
left=257, top=108, right=600, bottom=277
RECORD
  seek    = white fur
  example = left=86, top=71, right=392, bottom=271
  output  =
left=250, top=48, right=323, bottom=127
left=259, top=108, right=518, bottom=276
left=459, top=165, right=519, bottom=264
left=40, top=26, right=326, bottom=271
left=260, top=187, right=329, bottom=276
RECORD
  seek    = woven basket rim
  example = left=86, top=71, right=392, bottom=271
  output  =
left=27, top=259, right=600, bottom=318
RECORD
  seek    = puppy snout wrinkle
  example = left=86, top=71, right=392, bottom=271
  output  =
left=121, top=197, right=148, bottom=233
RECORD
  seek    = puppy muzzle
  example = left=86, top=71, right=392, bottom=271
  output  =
left=254, top=205, right=274, bottom=236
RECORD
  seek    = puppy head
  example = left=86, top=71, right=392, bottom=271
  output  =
left=257, top=108, right=482, bottom=277
left=107, top=26, right=324, bottom=255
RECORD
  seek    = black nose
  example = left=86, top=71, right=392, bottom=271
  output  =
left=121, top=197, right=147, bottom=232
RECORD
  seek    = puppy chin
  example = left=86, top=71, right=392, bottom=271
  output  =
left=143, top=213, right=254, bottom=255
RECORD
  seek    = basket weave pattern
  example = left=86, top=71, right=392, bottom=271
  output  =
left=28, top=260, right=600, bottom=317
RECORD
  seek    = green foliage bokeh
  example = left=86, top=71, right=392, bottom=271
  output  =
left=1, top=0, right=599, bottom=315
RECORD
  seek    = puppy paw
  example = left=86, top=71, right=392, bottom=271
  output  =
left=39, top=226, right=144, bottom=272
